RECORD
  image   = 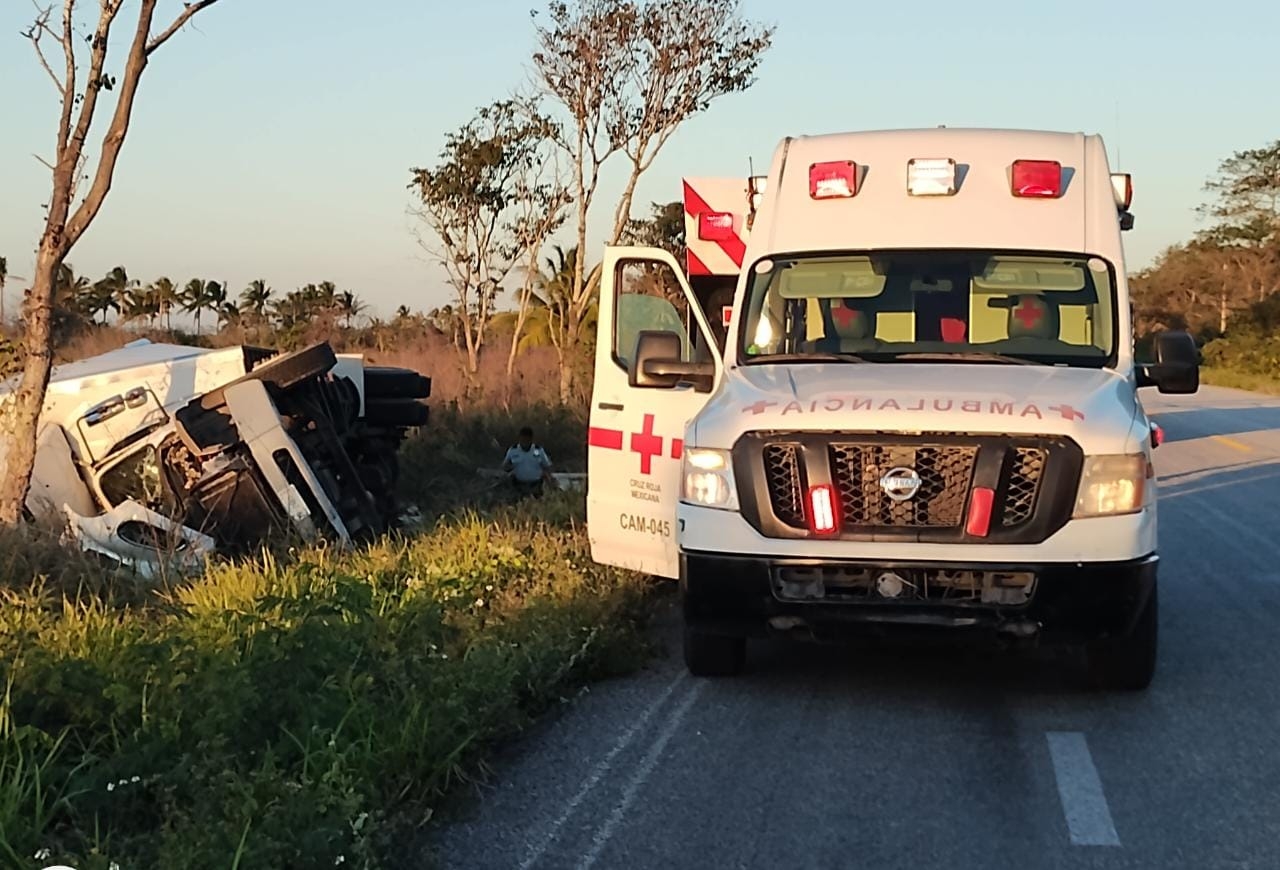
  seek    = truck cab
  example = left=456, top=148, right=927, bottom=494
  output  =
left=586, top=128, right=1199, bottom=690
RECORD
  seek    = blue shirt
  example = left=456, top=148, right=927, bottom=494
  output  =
left=504, top=444, right=551, bottom=482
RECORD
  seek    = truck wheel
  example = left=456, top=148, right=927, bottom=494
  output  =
left=247, top=343, right=336, bottom=390
left=1085, top=582, right=1158, bottom=691
left=363, top=367, right=431, bottom=399
left=362, top=398, right=430, bottom=427
left=683, top=625, right=745, bottom=677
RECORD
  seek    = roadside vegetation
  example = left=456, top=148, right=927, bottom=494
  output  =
left=0, top=402, right=656, bottom=870
left=1130, top=139, right=1279, bottom=388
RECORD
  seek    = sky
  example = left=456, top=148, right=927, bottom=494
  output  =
left=1, top=0, right=1277, bottom=321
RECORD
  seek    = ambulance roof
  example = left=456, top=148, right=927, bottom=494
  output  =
left=753, top=127, right=1123, bottom=262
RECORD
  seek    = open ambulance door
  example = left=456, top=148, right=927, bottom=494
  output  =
left=588, top=246, right=723, bottom=579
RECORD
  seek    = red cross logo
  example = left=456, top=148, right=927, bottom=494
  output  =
left=743, top=400, right=776, bottom=415
left=831, top=301, right=862, bottom=330
left=1014, top=298, right=1044, bottom=328
left=630, top=414, right=665, bottom=474
left=1050, top=404, right=1084, bottom=421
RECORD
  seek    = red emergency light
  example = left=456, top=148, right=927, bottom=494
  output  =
left=809, top=161, right=858, bottom=199
left=965, top=487, right=995, bottom=537
left=807, top=484, right=839, bottom=535
left=698, top=211, right=736, bottom=241
left=1011, top=160, right=1062, bottom=198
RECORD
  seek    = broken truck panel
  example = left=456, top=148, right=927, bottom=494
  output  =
left=0, top=339, right=431, bottom=573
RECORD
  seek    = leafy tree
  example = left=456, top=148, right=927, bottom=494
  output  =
left=410, top=97, right=561, bottom=375
left=1197, top=139, right=1280, bottom=303
left=4, top=0, right=228, bottom=525
left=531, top=0, right=774, bottom=400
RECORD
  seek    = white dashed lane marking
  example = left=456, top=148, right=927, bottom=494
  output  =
left=1046, top=731, right=1121, bottom=847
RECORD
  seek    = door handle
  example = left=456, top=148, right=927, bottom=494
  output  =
left=598, top=402, right=624, bottom=411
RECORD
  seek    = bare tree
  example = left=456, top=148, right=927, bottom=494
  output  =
left=531, top=0, right=774, bottom=400
left=409, top=97, right=564, bottom=379
left=0, top=0, right=227, bottom=525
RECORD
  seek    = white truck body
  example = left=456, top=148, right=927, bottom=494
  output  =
left=588, top=127, right=1198, bottom=689
left=2, top=339, right=429, bottom=576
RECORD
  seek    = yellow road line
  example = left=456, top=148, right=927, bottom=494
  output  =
left=1212, top=435, right=1252, bottom=452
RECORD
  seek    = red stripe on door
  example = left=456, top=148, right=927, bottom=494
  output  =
left=687, top=249, right=712, bottom=276
left=670, top=438, right=684, bottom=459
left=588, top=427, right=624, bottom=450
left=683, top=180, right=746, bottom=267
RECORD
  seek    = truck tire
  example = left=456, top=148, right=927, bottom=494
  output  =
left=363, top=366, right=431, bottom=400
left=362, top=398, right=429, bottom=427
left=683, top=625, right=746, bottom=677
left=1085, top=582, right=1158, bottom=691
left=247, top=343, right=336, bottom=390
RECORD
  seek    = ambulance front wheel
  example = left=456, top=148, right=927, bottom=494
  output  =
left=683, top=625, right=746, bottom=677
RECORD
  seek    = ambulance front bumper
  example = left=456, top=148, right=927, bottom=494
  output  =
left=680, top=551, right=1156, bottom=644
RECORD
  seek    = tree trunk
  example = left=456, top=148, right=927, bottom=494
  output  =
left=1219, top=291, right=1228, bottom=334
left=0, top=244, right=60, bottom=524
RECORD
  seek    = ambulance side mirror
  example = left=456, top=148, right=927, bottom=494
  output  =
left=1138, top=330, right=1199, bottom=395
left=630, top=330, right=714, bottom=392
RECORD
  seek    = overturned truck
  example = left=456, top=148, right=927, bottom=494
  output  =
left=0, top=340, right=431, bottom=575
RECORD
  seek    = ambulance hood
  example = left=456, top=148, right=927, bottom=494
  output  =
left=695, top=363, right=1144, bottom=454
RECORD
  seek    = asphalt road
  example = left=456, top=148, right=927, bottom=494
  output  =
left=426, top=385, right=1280, bottom=870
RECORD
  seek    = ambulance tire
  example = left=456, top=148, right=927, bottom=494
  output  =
left=683, top=625, right=745, bottom=677
left=1085, top=581, right=1158, bottom=691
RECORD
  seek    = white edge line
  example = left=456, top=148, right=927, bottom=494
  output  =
left=577, top=681, right=706, bottom=870
left=518, top=670, right=689, bottom=870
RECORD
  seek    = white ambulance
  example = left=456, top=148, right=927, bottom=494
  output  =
left=587, top=128, right=1199, bottom=690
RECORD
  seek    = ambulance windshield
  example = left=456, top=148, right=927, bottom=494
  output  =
left=739, top=251, right=1117, bottom=367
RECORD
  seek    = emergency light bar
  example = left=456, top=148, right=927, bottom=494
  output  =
left=698, top=211, right=735, bottom=242
left=1011, top=160, right=1062, bottom=198
left=809, top=161, right=858, bottom=199
left=1110, top=173, right=1133, bottom=210
left=906, top=158, right=957, bottom=196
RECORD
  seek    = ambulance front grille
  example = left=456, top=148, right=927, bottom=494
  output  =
left=829, top=443, right=978, bottom=528
left=751, top=433, right=1054, bottom=538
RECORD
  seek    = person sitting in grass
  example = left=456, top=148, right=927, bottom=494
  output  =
left=502, top=426, right=558, bottom=498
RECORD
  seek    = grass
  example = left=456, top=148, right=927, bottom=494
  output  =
left=0, top=404, right=653, bottom=870
left=1200, top=366, right=1280, bottom=396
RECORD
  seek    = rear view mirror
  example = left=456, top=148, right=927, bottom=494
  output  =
left=1138, top=330, right=1199, bottom=394
left=629, top=330, right=714, bottom=392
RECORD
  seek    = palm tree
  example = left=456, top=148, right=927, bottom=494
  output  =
left=240, top=280, right=272, bottom=319
left=101, top=266, right=136, bottom=323
left=85, top=280, right=118, bottom=324
left=0, top=256, right=7, bottom=324
left=395, top=304, right=411, bottom=321
left=149, top=277, right=179, bottom=330
left=205, top=281, right=228, bottom=332
left=336, top=290, right=366, bottom=329
left=54, top=263, right=92, bottom=319
left=217, top=301, right=242, bottom=331
left=316, top=281, right=339, bottom=314
left=182, top=279, right=210, bottom=334
left=122, top=285, right=160, bottom=326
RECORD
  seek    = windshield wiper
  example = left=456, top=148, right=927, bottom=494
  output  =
left=886, top=352, right=1049, bottom=366
left=750, top=352, right=874, bottom=364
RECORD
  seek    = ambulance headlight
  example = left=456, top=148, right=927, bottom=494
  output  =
left=681, top=448, right=739, bottom=510
left=1073, top=454, right=1151, bottom=518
